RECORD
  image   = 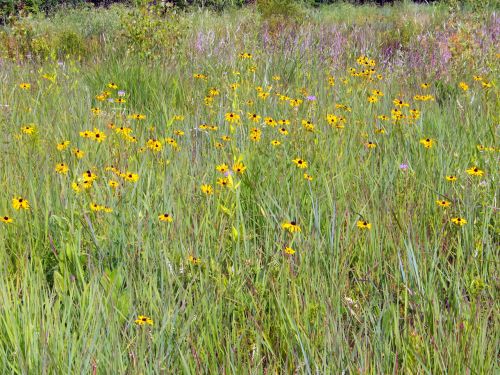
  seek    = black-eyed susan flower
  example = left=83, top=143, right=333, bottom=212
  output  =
left=303, top=173, right=313, bottom=181
left=216, top=177, right=232, bottom=188
left=108, top=180, right=119, bottom=189
left=21, top=125, right=36, bottom=134
left=12, top=197, right=30, bottom=210
left=128, top=113, right=146, bottom=120
left=57, top=141, right=70, bottom=151
left=187, top=255, right=201, bottom=265
left=466, top=166, right=484, bottom=176
left=367, top=96, right=378, bottom=103
left=459, top=82, right=469, bottom=91
left=356, top=220, right=371, bottom=230
left=55, top=163, right=69, bottom=175
left=158, top=213, right=173, bottom=223
left=292, top=158, right=308, bottom=169
left=365, top=141, right=376, bottom=149
left=72, top=148, right=84, bottom=159
left=446, top=175, right=458, bottom=182
left=216, top=164, right=229, bottom=173
left=278, top=127, right=288, bottom=135
left=420, top=138, right=434, bottom=149
left=225, top=112, right=240, bottom=123
left=282, top=221, right=301, bottom=233
left=284, top=246, right=295, bottom=255
left=121, top=172, right=139, bottom=182
left=135, top=315, right=153, bottom=326
left=174, top=130, right=185, bottom=136
left=232, top=162, right=246, bottom=174
left=1, top=216, right=13, bottom=224
left=271, top=140, right=281, bottom=146
left=201, top=184, right=214, bottom=195
left=19, top=82, right=31, bottom=89
left=248, top=113, right=261, bottom=122
left=436, top=200, right=451, bottom=208
left=451, top=217, right=467, bottom=226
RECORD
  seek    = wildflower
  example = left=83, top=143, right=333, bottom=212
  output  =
left=91, top=107, right=101, bottom=116
left=221, top=135, right=231, bottom=142
left=459, top=82, right=469, bottom=91
left=289, top=99, right=303, bottom=107
left=451, top=217, right=467, bottom=226
left=393, top=99, right=409, bottom=107
left=193, top=73, right=207, bottom=80
left=122, top=172, right=139, bottom=182
left=264, top=117, right=277, bottom=127
left=147, top=139, right=163, bottom=152
left=55, top=163, right=69, bottom=175
left=367, top=96, right=378, bottom=103
left=72, top=148, right=85, bottom=159
left=71, top=182, right=82, bottom=193
left=216, top=164, right=229, bottom=174
left=421, top=83, right=430, bottom=89
left=57, top=141, right=70, bottom=151
left=282, top=221, right=301, bottom=233
left=92, top=128, right=106, bottom=142
left=356, top=220, right=371, bottom=230
left=303, top=173, right=313, bottom=181
left=225, top=112, right=240, bottom=123
left=217, top=177, right=232, bottom=188
left=272, top=75, right=281, bottom=81
left=1, top=216, right=13, bottom=224
left=135, top=315, right=153, bottom=326
left=466, top=167, right=484, bottom=176
left=284, top=247, right=295, bottom=255
left=12, top=197, right=30, bottom=210
left=420, top=138, right=434, bottom=149
left=187, top=255, right=201, bottom=265
left=20, top=124, right=36, bottom=135
left=399, top=163, right=409, bottom=171
left=292, top=158, right=308, bottom=169
left=446, top=175, right=458, bottom=182
left=278, top=127, right=288, bottom=135
left=436, top=200, right=451, bottom=208
left=201, top=184, right=214, bottom=195
left=114, top=98, right=126, bottom=104
left=128, top=113, right=146, bottom=120
left=19, top=83, right=31, bottom=90
left=232, top=162, right=247, bottom=174
left=174, top=130, right=185, bottom=136
left=248, top=113, right=261, bottom=122
left=158, top=213, right=173, bottom=223
left=365, top=141, right=376, bottom=149
left=271, top=140, right=281, bottom=146
left=109, top=180, right=119, bottom=189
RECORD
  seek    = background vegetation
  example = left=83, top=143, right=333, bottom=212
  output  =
left=0, top=0, right=498, bottom=373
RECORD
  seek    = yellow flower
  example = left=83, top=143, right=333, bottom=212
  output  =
left=92, top=128, right=106, bottom=142
left=271, top=140, right=281, bottom=146
left=121, top=172, right=139, bottom=182
left=216, top=164, right=229, bottom=174
left=232, top=161, right=247, bottom=174
left=356, top=220, right=371, bottom=230
left=57, top=141, right=70, bottom=151
left=459, top=82, right=469, bottom=91
left=225, top=112, right=240, bottom=123
left=436, top=200, right=451, bottom=208
left=109, top=180, right=119, bottom=189
left=1, top=216, right=13, bottom=224
left=55, top=163, right=69, bottom=175
left=292, top=158, right=308, bottom=169
left=201, top=184, right=214, bottom=195
left=158, top=213, right=173, bottom=223
left=135, top=315, right=153, bottom=326
left=365, top=141, right=376, bottom=149
left=187, top=255, right=201, bottom=265
left=466, top=167, right=484, bottom=176
left=451, top=217, right=467, bottom=226
left=12, top=197, right=30, bottom=210
left=303, top=173, right=313, bottom=181
left=216, top=177, right=232, bottom=188
left=19, top=83, right=31, bottom=89
left=419, top=138, right=434, bottom=149
left=281, top=221, right=301, bottom=233
left=72, top=148, right=85, bottom=159
left=446, top=175, right=458, bottom=182
left=107, top=82, right=118, bottom=89
left=248, top=113, right=261, bottom=122
left=21, top=125, right=36, bottom=134
left=284, top=247, right=295, bottom=255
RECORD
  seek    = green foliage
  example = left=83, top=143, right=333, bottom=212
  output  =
left=256, top=0, right=305, bottom=22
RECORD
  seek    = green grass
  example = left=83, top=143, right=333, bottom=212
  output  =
left=0, top=3, right=498, bottom=373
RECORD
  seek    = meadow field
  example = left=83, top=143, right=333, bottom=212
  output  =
left=0, top=1, right=498, bottom=373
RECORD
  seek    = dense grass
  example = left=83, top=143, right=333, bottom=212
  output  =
left=0, top=3, right=498, bottom=373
